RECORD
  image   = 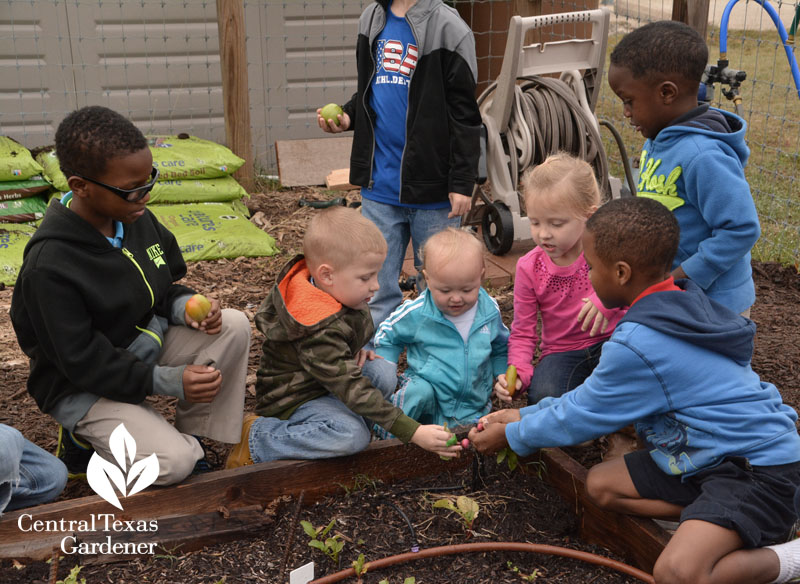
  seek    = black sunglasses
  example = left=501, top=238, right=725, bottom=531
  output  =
left=70, top=166, right=159, bottom=202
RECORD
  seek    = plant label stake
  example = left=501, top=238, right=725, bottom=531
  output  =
left=289, top=561, right=314, bottom=584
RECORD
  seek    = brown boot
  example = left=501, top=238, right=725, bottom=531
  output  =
left=225, top=414, right=258, bottom=469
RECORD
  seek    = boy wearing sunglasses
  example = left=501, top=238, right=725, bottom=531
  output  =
left=10, top=105, right=251, bottom=486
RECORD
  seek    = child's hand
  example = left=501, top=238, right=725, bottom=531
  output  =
left=410, top=424, right=462, bottom=458
left=186, top=297, right=222, bottom=334
left=316, top=109, right=350, bottom=133
left=468, top=421, right=510, bottom=455
left=578, top=298, right=609, bottom=336
left=183, top=364, right=221, bottom=403
left=482, top=409, right=522, bottom=426
left=354, top=349, right=383, bottom=368
left=494, top=373, right=521, bottom=403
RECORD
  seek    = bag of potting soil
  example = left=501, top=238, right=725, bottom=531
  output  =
left=0, top=137, right=44, bottom=181
left=0, top=196, right=48, bottom=223
left=148, top=135, right=245, bottom=180
left=35, top=148, right=69, bottom=192
left=0, top=222, right=37, bottom=286
left=148, top=175, right=248, bottom=204
left=148, top=202, right=278, bottom=261
left=0, top=176, right=52, bottom=201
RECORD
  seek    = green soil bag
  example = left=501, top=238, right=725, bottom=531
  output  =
left=0, top=177, right=51, bottom=201
left=148, top=175, right=248, bottom=203
left=148, top=135, right=245, bottom=180
left=0, top=137, right=44, bottom=181
left=148, top=202, right=278, bottom=262
left=35, top=149, right=69, bottom=192
left=0, top=196, right=48, bottom=223
left=0, top=222, right=37, bottom=286
left=38, top=137, right=247, bottom=191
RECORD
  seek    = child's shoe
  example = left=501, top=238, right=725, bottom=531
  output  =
left=191, top=436, right=214, bottom=475
left=56, top=425, right=94, bottom=480
left=225, top=414, right=258, bottom=469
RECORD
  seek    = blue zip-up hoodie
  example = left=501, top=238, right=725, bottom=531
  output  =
left=374, top=288, right=509, bottom=425
left=637, top=107, right=760, bottom=313
left=506, top=280, right=800, bottom=477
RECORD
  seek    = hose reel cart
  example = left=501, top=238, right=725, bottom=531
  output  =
left=468, top=9, right=629, bottom=255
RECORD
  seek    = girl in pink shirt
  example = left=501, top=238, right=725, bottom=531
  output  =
left=495, top=154, right=626, bottom=404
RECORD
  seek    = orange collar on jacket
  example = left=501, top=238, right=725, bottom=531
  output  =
left=278, top=259, right=343, bottom=326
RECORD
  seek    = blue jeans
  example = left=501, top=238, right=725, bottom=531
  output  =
left=247, top=364, right=396, bottom=462
left=0, top=424, right=67, bottom=514
left=528, top=340, right=606, bottom=404
left=360, top=198, right=460, bottom=333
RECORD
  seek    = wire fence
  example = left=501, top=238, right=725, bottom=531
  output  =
left=0, top=0, right=797, bottom=264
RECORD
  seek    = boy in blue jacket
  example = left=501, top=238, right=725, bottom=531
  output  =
left=374, top=227, right=509, bottom=430
left=469, top=197, right=800, bottom=584
left=608, top=21, right=760, bottom=315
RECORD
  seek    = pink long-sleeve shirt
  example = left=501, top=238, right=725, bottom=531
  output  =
left=508, top=247, right=626, bottom=389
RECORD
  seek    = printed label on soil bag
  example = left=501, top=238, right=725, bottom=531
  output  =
left=0, top=223, right=37, bottom=285
left=148, top=135, right=245, bottom=180
left=148, top=203, right=278, bottom=261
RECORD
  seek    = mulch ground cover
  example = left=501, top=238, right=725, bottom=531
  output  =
left=1, top=187, right=798, bottom=584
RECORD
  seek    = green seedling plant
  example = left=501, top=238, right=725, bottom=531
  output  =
left=300, top=519, right=345, bottom=564
left=432, top=495, right=480, bottom=532
left=497, top=447, right=519, bottom=471
left=378, top=578, right=415, bottom=584
left=506, top=560, right=542, bottom=581
left=352, top=553, right=368, bottom=583
left=56, top=565, right=86, bottom=584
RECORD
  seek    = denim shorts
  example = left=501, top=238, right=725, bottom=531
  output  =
left=625, top=448, right=800, bottom=547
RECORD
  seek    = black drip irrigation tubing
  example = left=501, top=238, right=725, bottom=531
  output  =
left=309, top=541, right=655, bottom=584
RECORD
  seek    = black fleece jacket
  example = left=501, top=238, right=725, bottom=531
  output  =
left=342, top=0, right=482, bottom=204
left=10, top=201, right=194, bottom=415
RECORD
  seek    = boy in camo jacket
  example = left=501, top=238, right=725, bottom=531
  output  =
left=226, top=207, right=460, bottom=467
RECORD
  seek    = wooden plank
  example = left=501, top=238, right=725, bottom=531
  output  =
left=672, top=0, right=711, bottom=40
left=77, top=505, right=273, bottom=564
left=325, top=168, right=357, bottom=191
left=529, top=448, right=669, bottom=573
left=276, top=137, right=353, bottom=187
left=216, top=0, right=254, bottom=192
left=0, top=440, right=469, bottom=561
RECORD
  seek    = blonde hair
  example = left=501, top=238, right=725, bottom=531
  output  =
left=521, top=153, right=600, bottom=219
left=304, top=206, right=387, bottom=269
left=421, top=227, right=485, bottom=272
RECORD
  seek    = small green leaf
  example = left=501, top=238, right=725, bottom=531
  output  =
left=309, top=540, right=326, bottom=552
left=432, top=498, right=456, bottom=512
left=320, top=518, right=336, bottom=538
left=404, top=578, right=416, bottom=584
left=300, top=520, right=317, bottom=538
left=497, top=449, right=507, bottom=463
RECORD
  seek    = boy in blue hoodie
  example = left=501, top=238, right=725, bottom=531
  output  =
left=469, top=198, right=800, bottom=584
left=608, top=21, right=760, bottom=315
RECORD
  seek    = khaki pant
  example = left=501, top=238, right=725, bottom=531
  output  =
left=74, top=309, right=251, bottom=485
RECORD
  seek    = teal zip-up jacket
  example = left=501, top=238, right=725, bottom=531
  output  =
left=374, top=288, right=509, bottom=425
left=10, top=199, right=194, bottom=430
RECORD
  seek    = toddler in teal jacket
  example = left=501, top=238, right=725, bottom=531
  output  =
left=374, top=228, right=509, bottom=429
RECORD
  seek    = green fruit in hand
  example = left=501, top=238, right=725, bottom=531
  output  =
left=506, top=364, right=518, bottom=397
left=186, top=293, right=211, bottom=322
left=320, top=103, right=343, bottom=126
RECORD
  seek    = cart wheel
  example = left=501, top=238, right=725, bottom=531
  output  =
left=482, top=202, right=514, bottom=255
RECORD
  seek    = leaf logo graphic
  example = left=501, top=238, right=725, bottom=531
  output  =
left=86, top=423, right=160, bottom=510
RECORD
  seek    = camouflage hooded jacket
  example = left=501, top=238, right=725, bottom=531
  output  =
left=253, top=255, right=420, bottom=443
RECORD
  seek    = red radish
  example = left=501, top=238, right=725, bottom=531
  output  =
left=461, top=438, right=470, bottom=449
left=476, top=422, right=485, bottom=432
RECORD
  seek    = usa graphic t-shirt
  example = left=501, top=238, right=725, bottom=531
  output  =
left=366, top=9, right=448, bottom=209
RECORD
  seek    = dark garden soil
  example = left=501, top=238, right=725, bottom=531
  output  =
left=0, top=188, right=798, bottom=584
